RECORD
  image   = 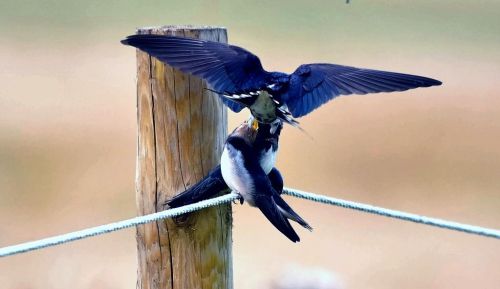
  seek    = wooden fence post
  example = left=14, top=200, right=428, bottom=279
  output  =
left=135, top=25, right=232, bottom=289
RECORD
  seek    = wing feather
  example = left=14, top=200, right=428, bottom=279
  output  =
left=122, top=34, right=272, bottom=112
left=283, top=63, right=442, bottom=117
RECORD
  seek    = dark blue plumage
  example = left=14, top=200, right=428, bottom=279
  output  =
left=166, top=164, right=228, bottom=208
left=122, top=34, right=442, bottom=124
left=165, top=165, right=287, bottom=209
left=284, top=64, right=441, bottom=117
left=121, top=34, right=267, bottom=112
left=220, top=121, right=311, bottom=242
left=164, top=117, right=307, bottom=242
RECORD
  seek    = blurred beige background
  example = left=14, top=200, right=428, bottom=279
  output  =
left=1, top=0, right=499, bottom=288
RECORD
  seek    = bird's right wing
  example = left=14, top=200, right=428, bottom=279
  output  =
left=283, top=63, right=442, bottom=117
left=267, top=167, right=284, bottom=193
left=121, top=34, right=273, bottom=112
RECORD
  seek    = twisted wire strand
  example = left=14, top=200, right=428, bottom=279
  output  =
left=0, top=193, right=239, bottom=257
left=283, top=188, right=500, bottom=239
left=1, top=188, right=499, bottom=258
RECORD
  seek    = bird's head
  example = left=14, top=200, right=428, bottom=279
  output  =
left=246, top=115, right=260, bottom=131
left=231, top=116, right=283, bottom=144
left=230, top=117, right=259, bottom=144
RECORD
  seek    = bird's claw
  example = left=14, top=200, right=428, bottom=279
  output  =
left=231, top=194, right=244, bottom=205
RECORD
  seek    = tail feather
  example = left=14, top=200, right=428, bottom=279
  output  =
left=277, top=106, right=300, bottom=127
left=255, top=195, right=300, bottom=242
left=273, top=194, right=313, bottom=231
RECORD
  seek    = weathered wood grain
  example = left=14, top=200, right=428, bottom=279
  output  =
left=135, top=25, right=232, bottom=289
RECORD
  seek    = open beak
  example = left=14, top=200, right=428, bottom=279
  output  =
left=252, top=118, right=259, bottom=130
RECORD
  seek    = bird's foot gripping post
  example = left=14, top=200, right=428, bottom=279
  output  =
left=135, top=26, right=233, bottom=289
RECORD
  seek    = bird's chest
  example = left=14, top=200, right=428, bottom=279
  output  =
left=220, top=145, right=256, bottom=203
left=259, top=146, right=276, bottom=175
left=249, top=92, right=277, bottom=123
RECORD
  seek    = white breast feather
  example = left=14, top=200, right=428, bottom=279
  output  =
left=221, top=145, right=256, bottom=205
left=259, top=147, right=276, bottom=175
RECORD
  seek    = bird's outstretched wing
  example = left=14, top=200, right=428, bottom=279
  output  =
left=121, top=34, right=272, bottom=112
left=283, top=63, right=442, bottom=117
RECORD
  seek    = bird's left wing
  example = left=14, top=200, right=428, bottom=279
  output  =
left=165, top=165, right=229, bottom=208
left=121, top=34, right=272, bottom=112
left=282, top=63, right=442, bottom=117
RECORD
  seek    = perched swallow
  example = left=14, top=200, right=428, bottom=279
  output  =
left=166, top=165, right=286, bottom=208
left=221, top=119, right=311, bottom=242
left=166, top=117, right=283, bottom=208
left=121, top=34, right=442, bottom=126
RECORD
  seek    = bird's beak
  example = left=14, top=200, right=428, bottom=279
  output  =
left=252, top=118, right=259, bottom=130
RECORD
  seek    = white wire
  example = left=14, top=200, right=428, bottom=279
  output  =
left=0, top=193, right=239, bottom=257
left=1, top=188, right=499, bottom=258
left=283, top=188, right=500, bottom=239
